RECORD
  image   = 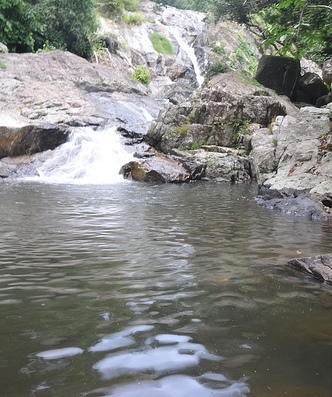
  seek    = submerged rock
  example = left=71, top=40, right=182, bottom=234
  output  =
left=287, top=254, right=332, bottom=285
left=256, top=186, right=332, bottom=221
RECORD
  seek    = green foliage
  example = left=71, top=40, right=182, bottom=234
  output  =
left=36, top=40, right=57, bottom=52
left=211, top=42, right=227, bottom=56
left=208, top=0, right=332, bottom=64
left=0, top=59, right=6, bottom=69
left=234, top=34, right=258, bottom=75
left=36, top=0, right=98, bottom=58
left=174, top=124, right=189, bottom=135
left=190, top=140, right=204, bottom=150
left=0, top=0, right=98, bottom=58
left=96, top=0, right=123, bottom=17
left=123, top=0, right=140, bottom=11
left=149, top=32, right=173, bottom=54
left=122, top=11, right=145, bottom=24
left=0, top=0, right=43, bottom=53
left=131, top=65, right=150, bottom=84
left=259, top=0, right=332, bottom=62
left=152, top=0, right=208, bottom=11
left=205, top=61, right=230, bottom=80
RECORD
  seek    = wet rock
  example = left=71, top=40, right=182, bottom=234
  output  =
left=120, top=161, right=166, bottom=183
left=0, top=114, right=69, bottom=158
left=322, top=194, right=332, bottom=208
left=120, top=151, right=190, bottom=183
left=256, top=188, right=332, bottom=221
left=101, top=36, right=119, bottom=54
left=287, top=254, right=332, bottom=285
left=316, top=92, right=332, bottom=108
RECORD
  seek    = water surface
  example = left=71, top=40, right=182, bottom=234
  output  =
left=0, top=181, right=331, bottom=397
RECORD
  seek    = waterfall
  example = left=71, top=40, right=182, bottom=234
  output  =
left=169, top=26, right=204, bottom=86
left=32, top=126, right=133, bottom=184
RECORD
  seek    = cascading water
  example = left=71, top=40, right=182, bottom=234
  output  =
left=32, top=126, right=133, bottom=184
left=168, top=26, right=204, bottom=86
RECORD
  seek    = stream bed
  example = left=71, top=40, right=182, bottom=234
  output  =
left=0, top=181, right=331, bottom=397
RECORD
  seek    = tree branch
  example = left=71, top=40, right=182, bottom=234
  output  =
left=307, top=5, right=332, bottom=11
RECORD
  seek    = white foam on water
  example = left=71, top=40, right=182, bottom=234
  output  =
left=31, top=126, right=133, bottom=184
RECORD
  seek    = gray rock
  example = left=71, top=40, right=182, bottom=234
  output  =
left=256, top=189, right=332, bottom=221
left=119, top=151, right=190, bottom=183
left=147, top=73, right=291, bottom=154
left=0, top=113, right=69, bottom=158
left=253, top=107, right=332, bottom=197
left=322, top=58, right=332, bottom=85
left=0, top=42, right=8, bottom=53
left=287, top=254, right=332, bottom=285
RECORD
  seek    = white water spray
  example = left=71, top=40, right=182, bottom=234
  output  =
left=169, top=26, right=204, bottom=86
left=33, top=126, right=133, bottom=184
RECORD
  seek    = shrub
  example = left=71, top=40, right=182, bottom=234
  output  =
left=123, top=0, right=140, bottom=12
left=211, top=41, right=227, bottom=57
left=122, top=12, right=145, bottom=25
left=190, top=140, right=204, bottom=150
left=205, top=61, right=230, bottom=81
left=131, top=65, right=150, bottom=84
left=0, top=59, right=6, bottom=69
left=149, top=33, right=173, bottom=55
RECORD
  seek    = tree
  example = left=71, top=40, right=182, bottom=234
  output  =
left=208, top=0, right=332, bottom=64
left=36, top=0, right=98, bottom=58
left=0, top=0, right=98, bottom=58
left=0, top=0, right=43, bottom=52
left=260, top=0, right=332, bottom=63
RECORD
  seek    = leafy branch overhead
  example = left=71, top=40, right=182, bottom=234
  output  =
left=155, top=0, right=332, bottom=64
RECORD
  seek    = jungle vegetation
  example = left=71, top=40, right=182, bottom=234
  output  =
left=0, top=0, right=331, bottom=63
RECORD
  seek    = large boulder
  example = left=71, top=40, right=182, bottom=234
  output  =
left=255, top=55, right=300, bottom=100
left=0, top=50, right=146, bottom=127
left=147, top=72, right=293, bottom=154
left=181, top=145, right=252, bottom=182
left=119, top=150, right=191, bottom=183
left=256, top=187, right=332, bottom=221
left=252, top=107, right=332, bottom=194
left=0, top=113, right=69, bottom=159
left=252, top=105, right=332, bottom=220
left=296, top=72, right=329, bottom=105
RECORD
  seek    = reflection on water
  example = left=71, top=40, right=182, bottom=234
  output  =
left=0, top=181, right=331, bottom=397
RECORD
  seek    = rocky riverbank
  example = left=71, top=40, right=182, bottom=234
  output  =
left=0, top=1, right=331, bottom=222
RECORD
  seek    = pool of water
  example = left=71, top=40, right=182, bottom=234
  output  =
left=0, top=181, right=331, bottom=397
